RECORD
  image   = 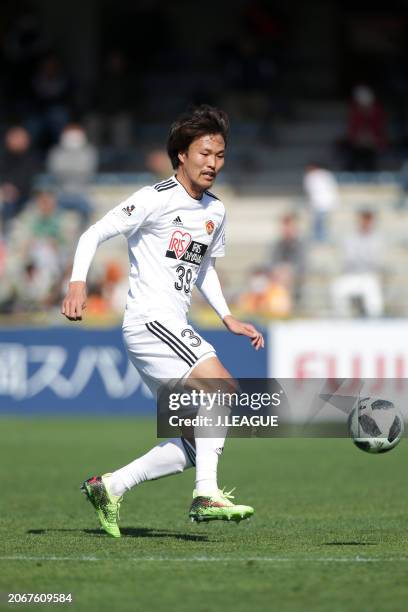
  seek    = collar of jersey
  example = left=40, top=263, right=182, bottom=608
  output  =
left=173, top=175, right=205, bottom=202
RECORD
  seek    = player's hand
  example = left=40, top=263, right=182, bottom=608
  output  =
left=61, top=281, right=87, bottom=321
left=223, top=315, right=264, bottom=350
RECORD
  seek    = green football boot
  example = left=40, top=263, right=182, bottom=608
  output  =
left=81, top=473, right=122, bottom=538
left=189, top=488, right=254, bottom=523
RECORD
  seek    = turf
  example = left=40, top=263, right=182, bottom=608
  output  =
left=1, top=418, right=408, bottom=612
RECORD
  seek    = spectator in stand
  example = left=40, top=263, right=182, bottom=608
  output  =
left=2, top=11, right=51, bottom=118
left=239, top=266, right=292, bottom=318
left=264, top=265, right=293, bottom=317
left=103, top=261, right=128, bottom=315
left=14, top=261, right=49, bottom=312
left=398, top=159, right=408, bottom=209
left=303, top=162, right=339, bottom=242
left=28, top=55, right=71, bottom=149
left=47, top=123, right=98, bottom=231
left=31, top=191, right=62, bottom=241
left=331, top=209, right=384, bottom=318
left=0, top=237, right=5, bottom=276
left=239, top=267, right=270, bottom=314
left=0, top=236, right=13, bottom=314
left=87, top=50, right=135, bottom=149
left=86, top=281, right=110, bottom=316
left=21, top=191, right=63, bottom=311
left=347, top=85, right=386, bottom=172
left=0, top=126, right=36, bottom=234
left=270, top=213, right=306, bottom=305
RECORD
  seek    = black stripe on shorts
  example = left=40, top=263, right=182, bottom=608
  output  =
left=146, top=322, right=196, bottom=367
left=153, top=321, right=198, bottom=362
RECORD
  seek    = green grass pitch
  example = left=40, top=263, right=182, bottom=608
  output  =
left=1, top=417, right=408, bottom=612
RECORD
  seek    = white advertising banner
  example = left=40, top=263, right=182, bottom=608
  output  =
left=269, top=320, right=408, bottom=379
left=268, top=320, right=408, bottom=423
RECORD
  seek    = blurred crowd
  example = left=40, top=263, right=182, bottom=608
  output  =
left=0, top=5, right=290, bottom=162
left=0, top=5, right=406, bottom=172
left=238, top=204, right=386, bottom=320
left=0, top=136, right=394, bottom=321
left=0, top=115, right=402, bottom=322
left=0, top=120, right=122, bottom=319
left=0, top=4, right=407, bottom=321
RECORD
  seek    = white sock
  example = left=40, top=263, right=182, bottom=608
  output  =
left=194, top=436, right=225, bottom=494
left=194, top=399, right=228, bottom=495
left=109, top=438, right=195, bottom=497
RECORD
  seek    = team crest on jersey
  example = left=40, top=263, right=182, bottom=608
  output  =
left=205, top=220, right=215, bottom=235
left=167, top=230, right=192, bottom=259
left=122, top=204, right=135, bottom=216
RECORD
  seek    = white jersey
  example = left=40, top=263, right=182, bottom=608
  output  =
left=106, top=176, right=226, bottom=325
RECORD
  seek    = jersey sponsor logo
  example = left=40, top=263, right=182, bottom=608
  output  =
left=166, top=233, right=208, bottom=266
left=172, top=215, right=183, bottom=226
left=167, top=230, right=192, bottom=259
left=205, top=220, right=215, bottom=235
left=122, top=204, right=135, bottom=216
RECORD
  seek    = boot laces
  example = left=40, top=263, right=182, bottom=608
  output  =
left=219, top=487, right=236, bottom=503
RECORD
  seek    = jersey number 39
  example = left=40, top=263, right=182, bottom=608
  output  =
left=175, top=265, right=192, bottom=294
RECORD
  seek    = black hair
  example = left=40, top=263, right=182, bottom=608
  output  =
left=167, top=105, right=229, bottom=169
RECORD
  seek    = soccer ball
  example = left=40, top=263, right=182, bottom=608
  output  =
left=348, top=397, right=404, bottom=454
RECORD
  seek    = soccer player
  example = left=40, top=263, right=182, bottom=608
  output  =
left=61, top=105, right=264, bottom=537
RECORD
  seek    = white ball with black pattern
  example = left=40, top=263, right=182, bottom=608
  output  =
left=348, top=397, right=404, bottom=454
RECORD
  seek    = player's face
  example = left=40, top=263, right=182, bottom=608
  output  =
left=178, top=134, right=225, bottom=193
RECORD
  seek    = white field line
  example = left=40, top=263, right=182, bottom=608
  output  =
left=1, top=555, right=408, bottom=563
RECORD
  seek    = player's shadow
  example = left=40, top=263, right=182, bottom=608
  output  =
left=322, top=541, right=377, bottom=546
left=27, top=527, right=209, bottom=542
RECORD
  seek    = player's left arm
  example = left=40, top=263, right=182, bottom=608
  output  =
left=196, top=257, right=264, bottom=351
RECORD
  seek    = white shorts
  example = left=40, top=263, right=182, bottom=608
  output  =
left=123, top=318, right=216, bottom=395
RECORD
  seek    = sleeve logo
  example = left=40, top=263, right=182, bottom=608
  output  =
left=122, top=204, right=135, bottom=216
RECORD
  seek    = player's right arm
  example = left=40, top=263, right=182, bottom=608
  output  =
left=61, top=186, right=160, bottom=321
left=61, top=215, right=121, bottom=321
